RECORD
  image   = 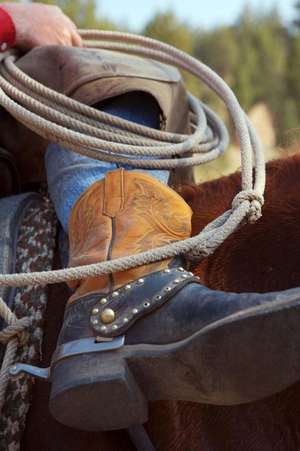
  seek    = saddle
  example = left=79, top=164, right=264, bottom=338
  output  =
left=1, top=45, right=300, bottom=448
left=0, top=45, right=192, bottom=189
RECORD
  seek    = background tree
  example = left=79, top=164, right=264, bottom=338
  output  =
left=30, top=0, right=116, bottom=29
left=293, top=0, right=300, bottom=29
left=143, top=11, right=197, bottom=93
left=143, top=10, right=194, bottom=53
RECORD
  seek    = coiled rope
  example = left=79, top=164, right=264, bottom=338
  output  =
left=0, top=30, right=266, bottom=288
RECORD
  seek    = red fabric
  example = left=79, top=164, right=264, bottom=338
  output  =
left=0, top=7, right=16, bottom=50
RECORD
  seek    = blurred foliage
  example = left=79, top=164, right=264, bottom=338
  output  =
left=31, top=0, right=116, bottom=29
left=136, top=3, right=300, bottom=154
left=143, top=11, right=198, bottom=93
left=142, top=3, right=300, bottom=149
left=143, top=10, right=193, bottom=53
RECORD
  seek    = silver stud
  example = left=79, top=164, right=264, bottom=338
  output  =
left=92, top=307, right=99, bottom=315
left=123, top=317, right=129, bottom=323
left=92, top=318, right=99, bottom=325
left=174, top=279, right=181, bottom=284
left=165, top=287, right=172, bottom=292
left=112, top=291, right=119, bottom=298
left=155, top=295, right=162, bottom=301
left=132, top=308, right=139, bottom=315
left=101, top=308, right=116, bottom=324
left=189, top=272, right=194, bottom=276
left=100, top=298, right=108, bottom=305
left=164, top=269, right=171, bottom=273
left=143, top=301, right=151, bottom=308
left=125, top=284, right=132, bottom=290
left=137, top=278, right=144, bottom=285
left=182, top=274, right=189, bottom=279
left=112, top=325, right=118, bottom=330
left=100, top=325, right=107, bottom=332
left=178, top=267, right=185, bottom=272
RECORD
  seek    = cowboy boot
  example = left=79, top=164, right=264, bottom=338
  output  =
left=66, top=168, right=192, bottom=299
left=47, top=167, right=300, bottom=432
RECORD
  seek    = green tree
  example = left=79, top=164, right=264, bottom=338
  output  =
left=293, top=1, right=300, bottom=29
left=143, top=11, right=194, bottom=54
left=194, top=5, right=294, bottom=142
left=143, top=11, right=198, bottom=93
left=194, top=26, right=239, bottom=85
left=30, top=0, right=116, bottom=29
left=193, top=26, right=240, bottom=115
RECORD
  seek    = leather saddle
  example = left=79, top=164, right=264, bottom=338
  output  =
left=0, top=45, right=193, bottom=189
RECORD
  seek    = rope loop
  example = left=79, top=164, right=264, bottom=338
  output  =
left=0, top=317, right=32, bottom=345
left=0, top=297, right=32, bottom=345
left=232, top=190, right=264, bottom=224
left=0, top=297, right=33, bottom=415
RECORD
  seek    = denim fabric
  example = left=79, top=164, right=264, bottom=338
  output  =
left=45, top=93, right=169, bottom=231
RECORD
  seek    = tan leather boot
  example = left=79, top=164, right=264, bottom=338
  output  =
left=67, top=168, right=192, bottom=302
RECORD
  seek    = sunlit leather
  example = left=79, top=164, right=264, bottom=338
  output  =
left=68, top=169, right=192, bottom=302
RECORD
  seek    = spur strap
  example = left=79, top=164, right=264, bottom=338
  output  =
left=64, top=267, right=199, bottom=339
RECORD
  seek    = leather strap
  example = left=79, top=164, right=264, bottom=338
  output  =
left=87, top=267, right=199, bottom=337
left=103, top=168, right=125, bottom=217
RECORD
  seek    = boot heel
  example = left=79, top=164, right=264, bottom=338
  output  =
left=49, top=351, right=148, bottom=431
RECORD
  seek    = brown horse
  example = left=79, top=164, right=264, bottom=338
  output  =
left=22, top=153, right=300, bottom=451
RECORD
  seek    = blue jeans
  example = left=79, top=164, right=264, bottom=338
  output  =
left=45, top=93, right=169, bottom=231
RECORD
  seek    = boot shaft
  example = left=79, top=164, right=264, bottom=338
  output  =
left=68, top=169, right=192, bottom=300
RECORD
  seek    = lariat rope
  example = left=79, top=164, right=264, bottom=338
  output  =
left=0, top=297, right=31, bottom=413
left=0, top=30, right=265, bottom=416
left=0, top=30, right=265, bottom=286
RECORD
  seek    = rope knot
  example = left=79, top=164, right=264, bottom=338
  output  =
left=232, top=190, right=264, bottom=224
left=0, top=297, right=32, bottom=345
left=0, top=317, right=32, bottom=346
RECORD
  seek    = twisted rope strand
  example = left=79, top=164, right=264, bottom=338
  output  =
left=0, top=297, right=32, bottom=413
